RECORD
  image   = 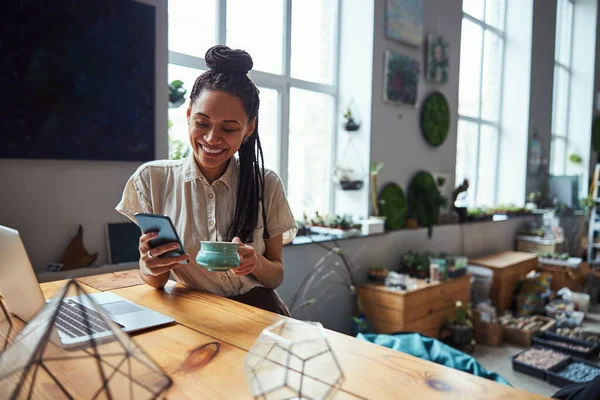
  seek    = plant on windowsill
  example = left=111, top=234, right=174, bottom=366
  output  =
left=168, top=80, right=187, bottom=108
left=406, top=171, right=445, bottom=237
left=303, top=212, right=362, bottom=238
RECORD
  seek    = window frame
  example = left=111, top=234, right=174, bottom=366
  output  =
left=457, top=0, right=508, bottom=206
left=550, top=0, right=575, bottom=176
left=168, top=0, right=341, bottom=213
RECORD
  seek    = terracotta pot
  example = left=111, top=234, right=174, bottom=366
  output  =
left=404, top=218, right=418, bottom=229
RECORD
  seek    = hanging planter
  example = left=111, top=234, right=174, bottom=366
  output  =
left=333, top=165, right=364, bottom=191
left=420, top=91, right=450, bottom=147
left=342, top=100, right=361, bottom=131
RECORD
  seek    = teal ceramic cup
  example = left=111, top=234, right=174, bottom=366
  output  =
left=196, top=241, right=241, bottom=271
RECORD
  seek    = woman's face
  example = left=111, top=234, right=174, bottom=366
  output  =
left=186, top=90, right=255, bottom=174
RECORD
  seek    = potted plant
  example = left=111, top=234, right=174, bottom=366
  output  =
left=369, top=162, right=385, bottom=220
left=334, top=165, right=364, bottom=191
left=367, top=265, right=389, bottom=283
left=404, top=213, right=419, bottom=229
left=168, top=80, right=187, bottom=108
left=444, top=301, right=474, bottom=348
left=342, top=104, right=360, bottom=131
left=407, top=171, right=445, bottom=237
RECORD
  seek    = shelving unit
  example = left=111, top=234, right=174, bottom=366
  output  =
left=587, top=164, right=600, bottom=264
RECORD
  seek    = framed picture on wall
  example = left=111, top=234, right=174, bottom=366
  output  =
left=385, top=0, right=424, bottom=47
left=426, top=34, right=449, bottom=84
left=383, top=50, right=420, bottom=106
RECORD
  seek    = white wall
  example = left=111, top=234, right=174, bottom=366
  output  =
left=0, top=0, right=168, bottom=271
left=369, top=0, right=462, bottom=201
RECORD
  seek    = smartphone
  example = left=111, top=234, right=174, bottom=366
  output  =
left=134, top=213, right=189, bottom=264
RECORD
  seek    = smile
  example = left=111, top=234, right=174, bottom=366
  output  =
left=200, top=145, right=225, bottom=155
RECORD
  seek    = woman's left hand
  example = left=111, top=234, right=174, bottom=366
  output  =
left=231, top=237, right=259, bottom=276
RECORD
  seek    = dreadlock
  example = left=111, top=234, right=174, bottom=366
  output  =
left=189, top=45, right=269, bottom=243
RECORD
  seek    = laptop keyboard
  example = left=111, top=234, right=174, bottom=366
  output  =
left=55, top=300, right=112, bottom=338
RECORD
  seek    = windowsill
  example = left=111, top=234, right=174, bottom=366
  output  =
left=288, top=212, right=536, bottom=247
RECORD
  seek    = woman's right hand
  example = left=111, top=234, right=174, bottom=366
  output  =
left=139, top=232, right=190, bottom=276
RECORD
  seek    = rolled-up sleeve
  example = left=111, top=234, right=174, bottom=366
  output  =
left=115, top=167, right=152, bottom=222
left=265, top=172, right=298, bottom=244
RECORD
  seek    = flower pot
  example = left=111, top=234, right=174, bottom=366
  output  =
left=338, top=180, right=364, bottom=190
left=343, top=118, right=360, bottom=131
left=404, top=218, right=418, bottom=229
left=445, top=324, right=474, bottom=347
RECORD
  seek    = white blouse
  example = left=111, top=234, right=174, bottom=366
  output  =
left=116, top=156, right=297, bottom=297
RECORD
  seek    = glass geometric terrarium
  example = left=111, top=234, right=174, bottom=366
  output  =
left=244, top=319, right=344, bottom=400
left=0, top=280, right=172, bottom=399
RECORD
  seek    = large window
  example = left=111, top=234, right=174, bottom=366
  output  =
left=168, top=0, right=339, bottom=218
left=455, top=0, right=506, bottom=207
left=550, top=0, right=574, bottom=176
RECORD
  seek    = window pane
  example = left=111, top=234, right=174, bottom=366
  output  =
left=257, top=87, right=279, bottom=174
left=485, top=0, right=506, bottom=30
left=227, top=0, right=284, bottom=75
left=480, top=32, right=504, bottom=122
left=463, top=0, right=484, bottom=20
left=555, top=0, right=574, bottom=66
left=291, top=0, right=336, bottom=84
left=552, top=66, right=570, bottom=136
left=476, top=125, right=498, bottom=207
left=168, top=64, right=204, bottom=147
left=551, top=137, right=566, bottom=176
left=458, top=19, right=484, bottom=118
left=455, top=119, right=479, bottom=207
left=168, top=0, right=216, bottom=57
left=288, top=88, right=333, bottom=217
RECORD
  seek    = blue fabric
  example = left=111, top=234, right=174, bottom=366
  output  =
left=357, top=333, right=511, bottom=386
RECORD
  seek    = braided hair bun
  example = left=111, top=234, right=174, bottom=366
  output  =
left=205, top=45, right=253, bottom=74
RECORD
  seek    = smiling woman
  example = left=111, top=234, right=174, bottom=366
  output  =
left=116, top=45, right=298, bottom=316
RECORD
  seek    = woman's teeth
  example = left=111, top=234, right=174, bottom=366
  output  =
left=202, top=145, right=224, bottom=154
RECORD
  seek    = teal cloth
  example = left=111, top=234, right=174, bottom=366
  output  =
left=357, top=333, right=511, bottom=386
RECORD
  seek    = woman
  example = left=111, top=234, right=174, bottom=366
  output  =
left=116, top=45, right=297, bottom=316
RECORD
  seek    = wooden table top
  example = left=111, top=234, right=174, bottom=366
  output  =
left=470, top=251, right=538, bottom=269
left=31, top=271, right=549, bottom=399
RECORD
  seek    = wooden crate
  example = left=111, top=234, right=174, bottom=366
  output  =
left=502, top=316, right=555, bottom=347
left=358, top=275, right=470, bottom=339
left=537, top=262, right=590, bottom=292
left=470, top=252, right=537, bottom=313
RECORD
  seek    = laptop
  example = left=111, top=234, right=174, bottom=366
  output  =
left=0, top=225, right=174, bottom=348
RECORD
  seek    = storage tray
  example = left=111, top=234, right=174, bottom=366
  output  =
left=512, top=346, right=571, bottom=380
left=532, top=332, right=598, bottom=360
left=546, top=357, right=600, bottom=388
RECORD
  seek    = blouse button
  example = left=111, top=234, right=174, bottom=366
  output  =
left=208, top=193, right=214, bottom=199
left=221, top=275, right=227, bottom=281
left=209, top=220, right=215, bottom=227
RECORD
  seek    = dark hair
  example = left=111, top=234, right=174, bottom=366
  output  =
left=189, top=45, right=269, bottom=243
